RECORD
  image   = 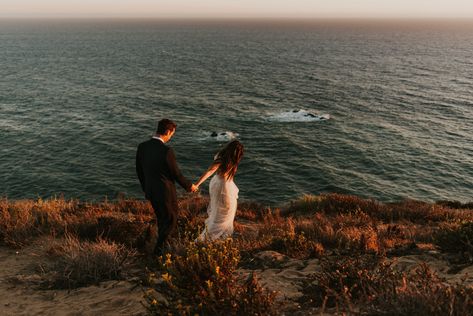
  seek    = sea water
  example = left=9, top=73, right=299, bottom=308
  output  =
left=1, top=20, right=472, bottom=204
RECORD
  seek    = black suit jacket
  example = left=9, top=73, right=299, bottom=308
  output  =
left=135, top=138, right=192, bottom=212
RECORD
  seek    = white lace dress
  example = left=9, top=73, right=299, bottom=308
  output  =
left=197, top=174, right=239, bottom=241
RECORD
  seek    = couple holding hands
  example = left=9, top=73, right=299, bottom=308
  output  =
left=136, top=118, right=244, bottom=256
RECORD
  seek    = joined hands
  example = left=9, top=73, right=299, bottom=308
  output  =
left=190, top=184, right=199, bottom=193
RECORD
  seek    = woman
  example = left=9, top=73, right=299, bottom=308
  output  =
left=194, top=140, right=244, bottom=241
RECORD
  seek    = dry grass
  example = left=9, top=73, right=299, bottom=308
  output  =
left=0, top=198, right=78, bottom=247
left=268, top=218, right=325, bottom=259
left=284, top=193, right=473, bottom=223
left=365, top=263, right=473, bottom=316
left=435, top=221, right=473, bottom=263
left=1, top=193, right=472, bottom=315
left=42, top=234, right=136, bottom=289
left=301, top=255, right=473, bottom=315
left=0, top=197, right=154, bottom=248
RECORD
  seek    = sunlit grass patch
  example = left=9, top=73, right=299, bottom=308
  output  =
left=0, top=198, right=79, bottom=247
left=43, top=235, right=136, bottom=289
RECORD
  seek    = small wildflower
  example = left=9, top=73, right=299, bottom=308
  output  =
left=162, top=272, right=172, bottom=283
left=205, top=280, right=213, bottom=288
left=165, top=254, right=172, bottom=267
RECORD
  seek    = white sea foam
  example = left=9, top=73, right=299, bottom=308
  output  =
left=267, top=109, right=330, bottom=122
left=201, top=131, right=239, bottom=142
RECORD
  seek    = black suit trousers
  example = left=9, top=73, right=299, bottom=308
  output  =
left=149, top=198, right=177, bottom=252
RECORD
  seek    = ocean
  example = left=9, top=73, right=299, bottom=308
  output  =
left=1, top=20, right=472, bottom=204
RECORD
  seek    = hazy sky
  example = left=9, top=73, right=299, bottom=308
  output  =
left=2, top=0, right=473, bottom=19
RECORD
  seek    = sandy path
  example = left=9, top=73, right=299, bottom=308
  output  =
left=0, top=244, right=146, bottom=316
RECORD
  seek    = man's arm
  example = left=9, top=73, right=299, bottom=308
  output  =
left=135, top=145, right=146, bottom=193
left=166, top=148, right=193, bottom=192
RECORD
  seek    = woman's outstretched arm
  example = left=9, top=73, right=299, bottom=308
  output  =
left=195, top=162, right=220, bottom=188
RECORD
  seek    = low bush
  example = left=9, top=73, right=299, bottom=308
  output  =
left=44, top=235, right=135, bottom=289
left=301, top=256, right=473, bottom=315
left=70, top=212, right=150, bottom=247
left=0, top=198, right=76, bottom=247
left=295, top=213, right=338, bottom=248
left=270, top=219, right=324, bottom=259
left=0, top=197, right=154, bottom=248
left=284, top=194, right=322, bottom=215
left=144, top=238, right=276, bottom=315
left=237, top=201, right=273, bottom=221
left=435, top=221, right=473, bottom=263
left=285, top=194, right=473, bottom=224
left=365, top=263, right=473, bottom=316
left=302, top=254, right=390, bottom=311
left=436, top=200, right=473, bottom=210
left=177, top=194, right=209, bottom=218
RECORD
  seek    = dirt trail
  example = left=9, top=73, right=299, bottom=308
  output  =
left=0, top=243, right=146, bottom=316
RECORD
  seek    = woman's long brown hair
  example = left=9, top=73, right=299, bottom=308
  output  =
left=215, top=140, right=244, bottom=180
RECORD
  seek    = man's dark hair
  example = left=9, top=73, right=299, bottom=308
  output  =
left=156, top=119, right=177, bottom=135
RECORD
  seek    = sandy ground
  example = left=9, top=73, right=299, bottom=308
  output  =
left=0, top=242, right=146, bottom=316
left=1, top=239, right=472, bottom=315
left=239, top=249, right=473, bottom=314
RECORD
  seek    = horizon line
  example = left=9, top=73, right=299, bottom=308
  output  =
left=2, top=16, right=473, bottom=21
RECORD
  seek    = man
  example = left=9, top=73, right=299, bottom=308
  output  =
left=136, top=119, right=196, bottom=256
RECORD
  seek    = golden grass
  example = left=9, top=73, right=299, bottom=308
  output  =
left=1, top=193, right=472, bottom=315
left=0, top=197, right=154, bottom=248
left=284, top=193, right=473, bottom=223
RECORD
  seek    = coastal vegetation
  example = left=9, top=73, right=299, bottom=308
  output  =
left=1, top=193, right=473, bottom=315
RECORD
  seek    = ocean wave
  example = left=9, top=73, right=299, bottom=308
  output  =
left=267, top=109, right=330, bottom=122
left=199, top=131, right=239, bottom=142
